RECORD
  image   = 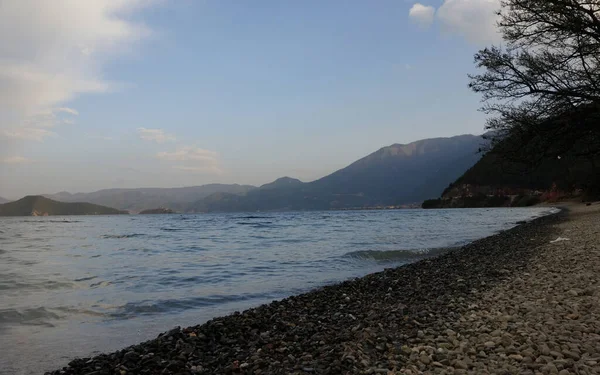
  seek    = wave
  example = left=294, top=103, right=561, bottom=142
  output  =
left=108, top=292, right=276, bottom=319
left=20, top=219, right=81, bottom=223
left=0, top=279, right=74, bottom=292
left=101, top=233, right=146, bottom=239
left=73, top=276, right=97, bottom=282
left=344, top=247, right=453, bottom=262
left=0, top=307, right=60, bottom=326
left=237, top=215, right=271, bottom=219
left=236, top=222, right=273, bottom=227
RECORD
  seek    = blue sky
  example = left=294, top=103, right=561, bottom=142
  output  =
left=0, top=0, right=501, bottom=198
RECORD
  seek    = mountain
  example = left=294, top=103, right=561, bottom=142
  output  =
left=0, top=197, right=9, bottom=204
left=45, top=184, right=256, bottom=213
left=0, top=196, right=128, bottom=216
left=260, top=177, right=304, bottom=190
left=188, top=134, right=486, bottom=212
left=309, top=134, right=486, bottom=205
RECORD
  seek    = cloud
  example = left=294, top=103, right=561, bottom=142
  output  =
left=437, top=0, right=501, bottom=44
left=137, top=127, right=176, bottom=143
left=2, top=128, right=56, bottom=142
left=409, top=0, right=501, bottom=44
left=56, top=107, right=79, bottom=116
left=0, top=0, right=155, bottom=141
left=1, top=156, right=30, bottom=164
left=157, top=146, right=223, bottom=174
left=409, top=4, right=436, bottom=27
left=157, top=147, right=218, bottom=162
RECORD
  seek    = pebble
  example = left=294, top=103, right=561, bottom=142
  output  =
left=454, top=360, right=468, bottom=370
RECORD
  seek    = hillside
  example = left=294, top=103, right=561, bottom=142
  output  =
left=423, top=107, right=600, bottom=208
left=0, top=196, right=128, bottom=216
left=44, top=184, right=256, bottom=213
left=188, top=134, right=486, bottom=212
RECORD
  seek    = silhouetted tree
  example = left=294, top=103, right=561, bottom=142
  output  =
left=470, top=0, right=600, bottom=192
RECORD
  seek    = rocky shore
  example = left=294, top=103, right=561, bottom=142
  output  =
left=47, top=204, right=600, bottom=375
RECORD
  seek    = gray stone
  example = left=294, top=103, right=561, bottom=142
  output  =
left=454, top=360, right=468, bottom=370
left=419, top=354, right=431, bottom=365
left=562, top=351, right=580, bottom=361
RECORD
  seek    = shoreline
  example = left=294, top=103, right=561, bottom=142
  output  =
left=46, top=208, right=570, bottom=374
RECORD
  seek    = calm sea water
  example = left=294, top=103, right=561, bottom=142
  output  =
left=0, top=208, right=557, bottom=374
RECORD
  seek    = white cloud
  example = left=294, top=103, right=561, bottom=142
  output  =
left=1, top=156, right=30, bottom=164
left=2, top=128, right=56, bottom=142
left=437, top=0, right=501, bottom=44
left=157, top=147, right=218, bottom=162
left=56, top=107, right=79, bottom=116
left=157, top=146, right=223, bottom=174
left=137, top=127, right=176, bottom=143
left=0, top=0, right=155, bottom=141
left=409, top=4, right=436, bottom=28
left=409, top=0, right=501, bottom=44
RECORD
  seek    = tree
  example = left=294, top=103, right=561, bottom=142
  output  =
left=469, top=0, right=600, bottom=192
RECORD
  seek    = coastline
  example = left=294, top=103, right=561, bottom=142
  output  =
left=46, top=205, right=598, bottom=375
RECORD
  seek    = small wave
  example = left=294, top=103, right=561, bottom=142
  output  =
left=90, top=280, right=112, bottom=288
left=0, top=307, right=61, bottom=326
left=161, top=227, right=184, bottom=232
left=20, top=219, right=81, bottom=223
left=73, top=276, right=97, bottom=282
left=108, top=292, right=275, bottom=319
left=53, top=306, right=107, bottom=318
left=101, top=233, right=146, bottom=239
left=236, top=222, right=273, bottom=227
left=344, top=247, right=452, bottom=262
left=0, top=279, right=74, bottom=292
left=237, top=215, right=271, bottom=219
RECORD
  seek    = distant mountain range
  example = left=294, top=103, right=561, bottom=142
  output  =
left=33, top=134, right=486, bottom=213
left=188, top=134, right=486, bottom=212
left=0, top=197, right=9, bottom=204
left=0, top=196, right=127, bottom=216
left=44, top=184, right=255, bottom=213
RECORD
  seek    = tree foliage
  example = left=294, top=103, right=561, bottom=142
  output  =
left=470, top=0, right=600, bottom=155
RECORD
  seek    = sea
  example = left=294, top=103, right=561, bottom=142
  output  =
left=0, top=207, right=558, bottom=374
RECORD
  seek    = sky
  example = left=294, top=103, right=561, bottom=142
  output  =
left=0, top=0, right=503, bottom=199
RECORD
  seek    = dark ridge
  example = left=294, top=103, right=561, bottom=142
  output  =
left=0, top=196, right=128, bottom=216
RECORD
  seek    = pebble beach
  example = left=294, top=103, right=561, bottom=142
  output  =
left=46, top=204, right=600, bottom=375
